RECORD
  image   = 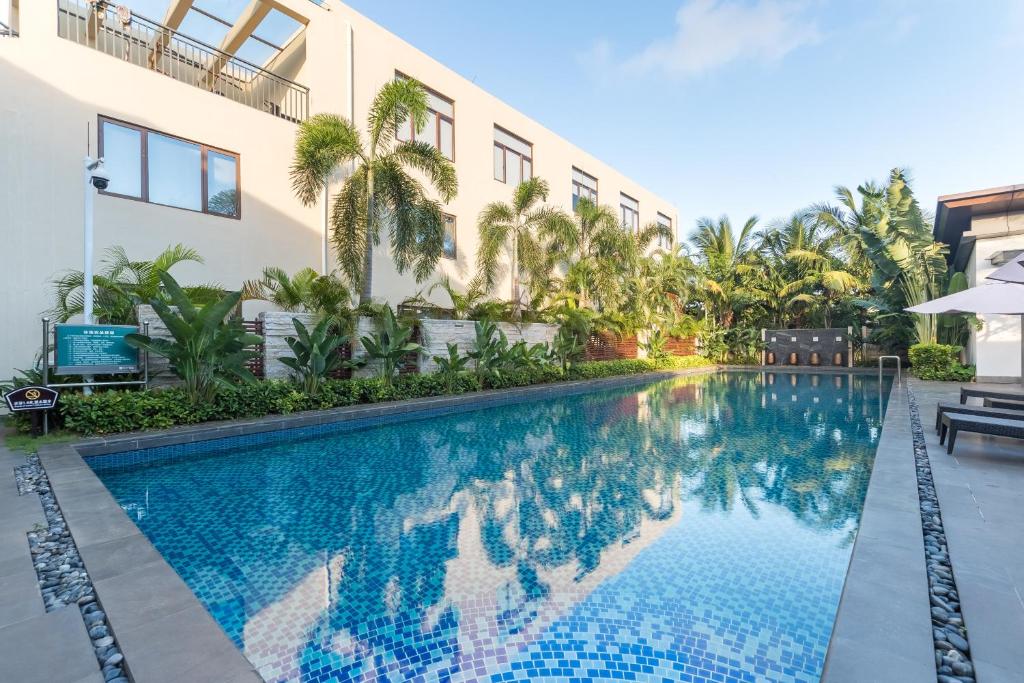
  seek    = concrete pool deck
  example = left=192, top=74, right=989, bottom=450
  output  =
left=4, top=369, right=1020, bottom=682
left=910, top=379, right=1024, bottom=681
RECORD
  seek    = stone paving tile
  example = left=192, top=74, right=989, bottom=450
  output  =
left=910, top=379, right=1024, bottom=681
left=0, top=582, right=100, bottom=683
left=821, top=382, right=935, bottom=683
left=114, top=604, right=260, bottom=683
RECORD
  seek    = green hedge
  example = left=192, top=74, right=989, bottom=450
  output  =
left=59, top=355, right=713, bottom=436
left=908, top=343, right=975, bottom=381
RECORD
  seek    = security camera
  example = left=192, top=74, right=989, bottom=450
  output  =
left=90, top=159, right=110, bottom=191
left=86, top=157, right=110, bottom=191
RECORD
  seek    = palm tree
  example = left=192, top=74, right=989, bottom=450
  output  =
left=290, top=79, right=458, bottom=305
left=242, top=266, right=353, bottom=323
left=475, top=177, right=575, bottom=317
left=689, top=215, right=759, bottom=328
left=762, top=213, right=860, bottom=327
left=812, top=169, right=945, bottom=347
left=49, top=244, right=220, bottom=324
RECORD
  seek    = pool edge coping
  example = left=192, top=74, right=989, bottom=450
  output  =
left=821, top=380, right=935, bottom=682
left=36, top=365, right=902, bottom=683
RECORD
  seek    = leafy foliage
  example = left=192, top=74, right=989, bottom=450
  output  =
left=359, top=306, right=423, bottom=386
left=124, top=272, right=262, bottom=403
left=279, top=317, right=355, bottom=396
left=59, top=355, right=714, bottom=435
left=48, top=244, right=221, bottom=324
left=908, top=343, right=975, bottom=381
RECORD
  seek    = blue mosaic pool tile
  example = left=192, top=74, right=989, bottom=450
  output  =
left=89, top=372, right=888, bottom=682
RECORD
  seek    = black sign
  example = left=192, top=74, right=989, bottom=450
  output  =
left=4, top=386, right=60, bottom=412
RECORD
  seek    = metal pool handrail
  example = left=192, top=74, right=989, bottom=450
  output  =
left=879, top=355, right=901, bottom=386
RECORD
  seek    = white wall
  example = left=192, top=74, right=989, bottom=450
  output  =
left=969, top=233, right=1024, bottom=381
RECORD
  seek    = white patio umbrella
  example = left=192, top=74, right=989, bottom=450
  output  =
left=987, top=252, right=1024, bottom=284
left=906, top=281, right=1024, bottom=383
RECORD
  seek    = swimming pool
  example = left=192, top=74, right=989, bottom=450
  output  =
left=89, top=371, right=889, bottom=683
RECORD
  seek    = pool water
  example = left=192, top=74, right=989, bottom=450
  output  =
left=90, top=371, right=889, bottom=683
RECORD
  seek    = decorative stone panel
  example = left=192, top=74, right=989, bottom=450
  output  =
left=418, top=319, right=558, bottom=373
left=259, top=311, right=315, bottom=380
left=763, top=327, right=852, bottom=367
left=135, top=305, right=174, bottom=385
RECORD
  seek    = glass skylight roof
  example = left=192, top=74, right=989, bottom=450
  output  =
left=114, top=0, right=304, bottom=66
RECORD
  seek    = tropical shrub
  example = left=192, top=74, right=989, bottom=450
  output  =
left=243, top=267, right=354, bottom=328
left=58, top=355, right=713, bottom=435
left=48, top=244, right=221, bottom=324
left=908, top=343, right=975, bottom=381
left=359, top=307, right=423, bottom=387
left=466, top=319, right=506, bottom=378
left=279, top=317, right=355, bottom=396
left=641, top=328, right=670, bottom=362
left=124, top=272, right=263, bottom=403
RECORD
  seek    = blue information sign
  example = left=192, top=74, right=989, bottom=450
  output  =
left=54, top=324, right=140, bottom=375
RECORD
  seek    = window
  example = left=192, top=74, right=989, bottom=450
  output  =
left=493, top=126, right=533, bottom=185
left=395, top=74, right=454, bottom=160
left=620, top=193, right=639, bottom=232
left=442, top=214, right=457, bottom=260
left=98, top=117, right=240, bottom=218
left=657, top=212, right=673, bottom=249
left=572, top=167, right=598, bottom=211
left=0, top=0, right=18, bottom=37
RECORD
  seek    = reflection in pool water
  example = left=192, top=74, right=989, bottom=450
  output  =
left=92, top=371, right=889, bottom=682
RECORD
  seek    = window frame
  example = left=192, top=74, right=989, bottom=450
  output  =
left=97, top=115, right=242, bottom=219
left=493, top=125, right=533, bottom=185
left=395, top=73, right=455, bottom=161
left=620, top=192, right=640, bottom=233
left=442, top=213, right=457, bottom=260
left=571, top=167, right=599, bottom=211
left=656, top=212, right=673, bottom=249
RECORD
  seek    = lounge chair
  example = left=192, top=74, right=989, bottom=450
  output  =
left=934, top=402, right=1024, bottom=434
left=959, top=386, right=1024, bottom=404
left=983, top=397, right=1024, bottom=410
left=939, top=412, right=1024, bottom=454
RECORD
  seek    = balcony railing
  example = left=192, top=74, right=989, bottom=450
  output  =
left=56, top=0, right=309, bottom=122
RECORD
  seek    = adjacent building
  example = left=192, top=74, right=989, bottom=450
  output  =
left=0, top=0, right=679, bottom=381
left=934, top=184, right=1024, bottom=382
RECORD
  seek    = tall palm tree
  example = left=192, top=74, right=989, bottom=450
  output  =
left=562, top=198, right=626, bottom=309
left=689, top=215, right=759, bottom=328
left=49, top=244, right=220, bottom=324
left=476, top=177, right=574, bottom=317
left=290, top=79, right=458, bottom=305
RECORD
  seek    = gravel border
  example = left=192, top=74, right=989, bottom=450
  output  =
left=907, top=387, right=976, bottom=683
left=15, top=455, right=130, bottom=683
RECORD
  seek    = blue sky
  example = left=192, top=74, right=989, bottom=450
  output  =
left=123, top=0, right=1023, bottom=242
left=340, top=0, right=1023, bottom=240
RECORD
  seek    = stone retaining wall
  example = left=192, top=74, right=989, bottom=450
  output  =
left=418, top=319, right=558, bottom=373
left=135, top=305, right=173, bottom=385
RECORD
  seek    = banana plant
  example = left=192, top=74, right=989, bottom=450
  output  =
left=125, top=272, right=262, bottom=403
left=466, top=319, right=507, bottom=379
left=359, top=307, right=423, bottom=387
left=279, top=317, right=355, bottom=396
left=432, top=342, right=470, bottom=392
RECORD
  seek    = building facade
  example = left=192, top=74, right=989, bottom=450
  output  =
left=0, top=0, right=679, bottom=381
left=934, top=185, right=1024, bottom=382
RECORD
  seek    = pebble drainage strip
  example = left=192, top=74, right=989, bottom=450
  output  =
left=907, top=388, right=975, bottom=683
left=15, top=454, right=130, bottom=683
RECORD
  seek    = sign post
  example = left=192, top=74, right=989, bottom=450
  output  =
left=37, top=318, right=151, bottom=436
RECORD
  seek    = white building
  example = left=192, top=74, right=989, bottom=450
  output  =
left=0, top=0, right=679, bottom=380
left=934, top=184, right=1024, bottom=382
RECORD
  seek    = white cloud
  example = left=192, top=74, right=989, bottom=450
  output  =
left=619, top=0, right=821, bottom=78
